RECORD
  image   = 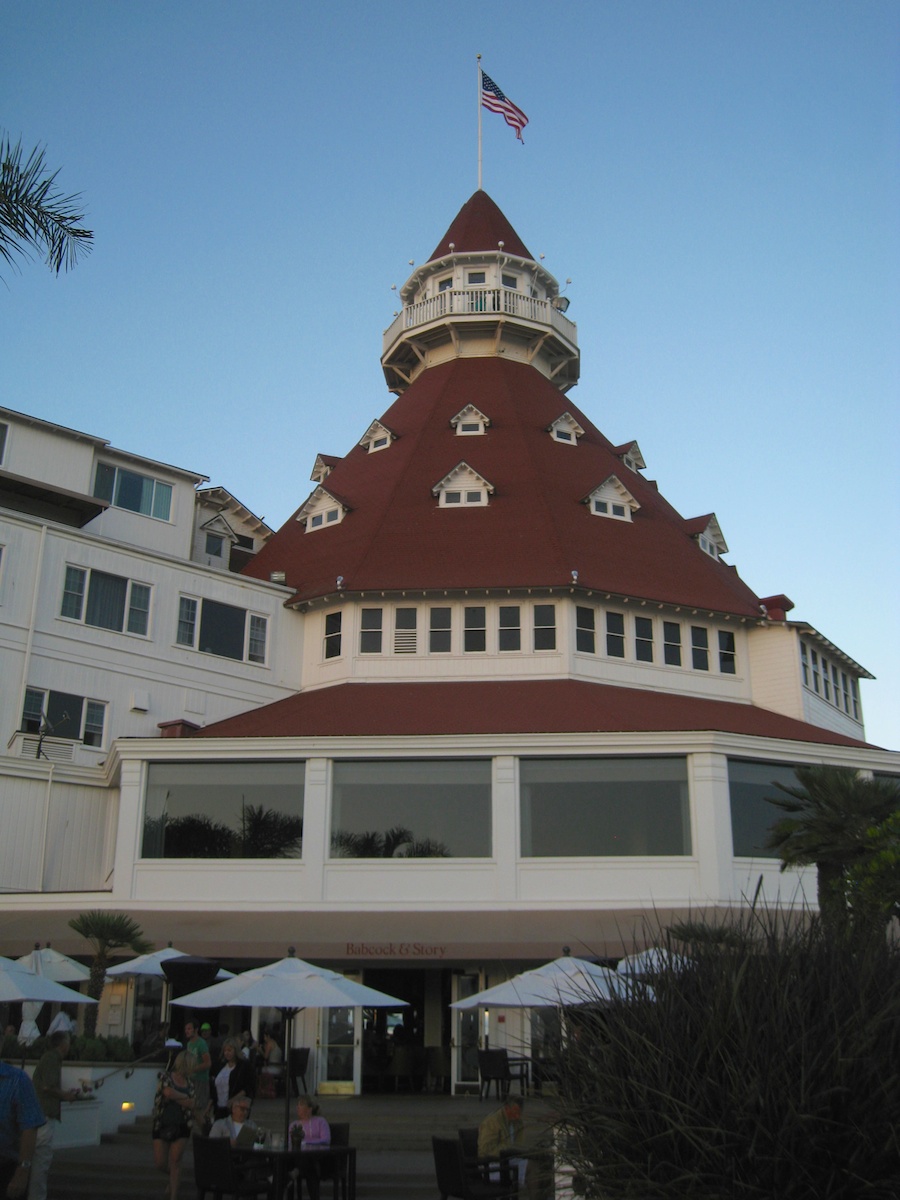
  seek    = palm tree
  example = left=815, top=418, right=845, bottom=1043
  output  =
left=765, top=765, right=900, bottom=938
left=69, top=911, right=152, bottom=1036
left=1, top=134, right=93, bottom=275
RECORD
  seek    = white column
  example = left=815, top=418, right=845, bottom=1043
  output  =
left=111, top=757, right=145, bottom=900
left=303, top=757, right=329, bottom=899
left=689, top=751, right=734, bottom=903
left=492, top=755, right=518, bottom=900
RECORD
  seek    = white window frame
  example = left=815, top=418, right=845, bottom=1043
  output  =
left=93, top=461, right=173, bottom=522
left=175, top=594, right=268, bottom=664
left=324, top=610, right=342, bottom=660
left=60, top=565, right=152, bottom=637
left=22, top=686, right=107, bottom=748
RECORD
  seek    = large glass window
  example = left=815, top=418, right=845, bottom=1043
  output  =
left=728, top=759, right=799, bottom=858
left=142, top=761, right=304, bottom=858
left=520, top=757, right=691, bottom=856
left=176, top=596, right=267, bottom=663
left=331, top=759, right=491, bottom=858
left=22, top=687, right=106, bottom=747
left=93, top=462, right=172, bottom=521
left=61, top=566, right=151, bottom=636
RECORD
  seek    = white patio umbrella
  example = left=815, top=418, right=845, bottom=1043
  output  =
left=616, top=946, right=687, bottom=978
left=0, top=960, right=98, bottom=1006
left=16, top=944, right=91, bottom=983
left=13, top=946, right=90, bottom=1041
left=451, top=955, right=645, bottom=1010
left=172, top=949, right=407, bottom=1143
left=106, top=945, right=235, bottom=980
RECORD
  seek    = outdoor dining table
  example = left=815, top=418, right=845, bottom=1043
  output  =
left=233, top=1142, right=357, bottom=1200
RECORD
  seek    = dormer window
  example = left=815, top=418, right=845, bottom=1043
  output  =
left=585, top=476, right=640, bottom=522
left=359, top=420, right=396, bottom=454
left=297, top=486, right=349, bottom=533
left=451, top=405, right=491, bottom=436
left=433, top=463, right=494, bottom=508
left=614, top=441, right=647, bottom=472
left=548, top=413, right=585, bottom=445
left=687, top=514, right=728, bottom=559
left=310, top=454, right=338, bottom=484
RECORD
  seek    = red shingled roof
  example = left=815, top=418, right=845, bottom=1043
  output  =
left=192, top=679, right=871, bottom=747
left=429, top=190, right=532, bottom=261
left=244, top=355, right=764, bottom=616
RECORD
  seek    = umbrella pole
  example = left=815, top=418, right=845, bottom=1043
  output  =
left=282, top=1007, right=298, bottom=1147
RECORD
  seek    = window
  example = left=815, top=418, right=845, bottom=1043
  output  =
left=93, top=462, right=172, bottom=521
left=0, top=422, right=7, bottom=465
left=143, top=761, right=304, bottom=859
left=331, top=759, right=492, bottom=858
left=501, top=273, right=517, bottom=289
left=728, top=759, right=800, bottom=857
left=499, top=606, right=521, bottom=652
left=308, top=506, right=341, bottom=529
left=520, top=757, right=691, bottom=856
left=691, top=626, right=709, bottom=671
left=394, top=608, right=417, bottom=654
left=439, top=487, right=488, bottom=507
left=430, top=607, right=451, bottom=653
left=698, top=535, right=718, bottom=558
left=61, top=566, right=151, bottom=636
left=360, top=608, right=383, bottom=654
left=467, top=271, right=486, bottom=285
left=606, top=612, right=625, bottom=657
left=176, top=596, right=267, bottom=663
left=719, top=630, right=736, bottom=674
left=575, top=606, right=595, bottom=653
left=464, top=606, right=486, bottom=652
left=438, top=277, right=453, bottom=292
left=801, top=641, right=810, bottom=687
left=635, top=617, right=654, bottom=662
left=663, top=621, right=682, bottom=666
left=22, top=687, right=106, bottom=747
left=324, top=611, right=342, bottom=659
left=533, top=604, right=556, bottom=651
left=205, top=533, right=225, bottom=557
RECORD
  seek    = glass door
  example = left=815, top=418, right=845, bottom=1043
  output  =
left=319, top=1006, right=361, bottom=1092
left=452, top=972, right=482, bottom=1092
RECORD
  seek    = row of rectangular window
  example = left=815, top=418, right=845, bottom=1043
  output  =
left=800, top=641, right=860, bottom=719
left=324, top=603, right=735, bottom=671
left=577, top=607, right=735, bottom=673
left=325, top=604, right=559, bottom=660
left=58, top=564, right=267, bottom=664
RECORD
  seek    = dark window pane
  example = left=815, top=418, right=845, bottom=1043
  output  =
left=93, top=462, right=115, bottom=502
left=607, top=612, right=625, bottom=657
left=521, top=757, right=690, bottom=856
left=85, top=571, right=127, bottom=631
left=728, top=759, right=799, bottom=857
left=464, top=607, right=486, bottom=652
left=331, top=759, right=491, bottom=857
left=199, top=598, right=246, bottom=660
left=46, top=691, right=84, bottom=741
left=499, top=606, right=520, bottom=652
left=143, top=761, right=305, bottom=859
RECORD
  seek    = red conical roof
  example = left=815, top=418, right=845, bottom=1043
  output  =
left=429, top=190, right=532, bottom=261
left=244, top=356, right=762, bottom=618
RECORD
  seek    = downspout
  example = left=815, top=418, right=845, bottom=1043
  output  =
left=17, top=522, right=47, bottom=729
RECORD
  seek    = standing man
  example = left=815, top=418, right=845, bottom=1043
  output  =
left=183, top=1020, right=211, bottom=1119
left=0, top=1062, right=45, bottom=1200
left=28, top=1032, right=80, bottom=1200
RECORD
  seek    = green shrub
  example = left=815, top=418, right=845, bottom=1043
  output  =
left=552, top=911, right=900, bottom=1199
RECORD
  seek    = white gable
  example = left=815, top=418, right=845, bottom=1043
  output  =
left=548, top=412, right=585, bottom=444
left=584, top=475, right=640, bottom=521
left=359, top=420, right=396, bottom=453
left=296, top=486, right=348, bottom=532
left=450, top=405, right=491, bottom=435
left=432, top=462, right=495, bottom=508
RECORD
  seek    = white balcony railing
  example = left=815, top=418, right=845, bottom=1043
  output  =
left=382, top=288, right=577, bottom=356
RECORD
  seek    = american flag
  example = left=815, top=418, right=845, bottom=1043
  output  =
left=481, top=71, right=529, bottom=142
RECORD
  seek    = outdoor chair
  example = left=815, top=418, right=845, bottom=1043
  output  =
left=477, top=1049, right=528, bottom=1101
left=432, top=1136, right=517, bottom=1200
left=316, top=1122, right=350, bottom=1200
left=288, top=1046, right=310, bottom=1096
left=458, top=1127, right=518, bottom=1190
left=192, top=1134, right=274, bottom=1200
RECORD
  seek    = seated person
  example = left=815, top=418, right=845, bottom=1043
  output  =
left=287, top=1095, right=331, bottom=1200
left=479, top=1095, right=550, bottom=1200
left=209, top=1093, right=261, bottom=1148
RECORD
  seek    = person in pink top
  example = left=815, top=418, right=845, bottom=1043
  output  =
left=287, top=1096, right=331, bottom=1200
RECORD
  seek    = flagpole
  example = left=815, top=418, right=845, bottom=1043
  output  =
left=476, top=53, right=483, bottom=191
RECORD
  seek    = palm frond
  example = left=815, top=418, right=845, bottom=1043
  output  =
left=0, top=134, right=93, bottom=274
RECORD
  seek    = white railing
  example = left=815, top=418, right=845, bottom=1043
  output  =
left=382, top=288, right=577, bottom=355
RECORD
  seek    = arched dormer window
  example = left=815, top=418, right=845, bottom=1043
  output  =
left=359, top=420, right=397, bottom=454
left=297, top=485, right=350, bottom=533
left=685, top=514, right=728, bottom=559
left=584, top=476, right=640, bottom=522
left=548, top=412, right=584, bottom=445
left=432, top=462, right=495, bottom=508
left=450, top=405, right=491, bottom=436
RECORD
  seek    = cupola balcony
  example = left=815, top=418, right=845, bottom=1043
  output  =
left=382, top=285, right=579, bottom=394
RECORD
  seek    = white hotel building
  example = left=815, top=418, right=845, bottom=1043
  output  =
left=1, top=191, right=896, bottom=1093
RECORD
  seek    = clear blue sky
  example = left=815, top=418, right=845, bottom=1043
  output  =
left=3, top=1, right=898, bottom=749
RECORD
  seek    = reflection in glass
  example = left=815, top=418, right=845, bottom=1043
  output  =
left=520, top=757, right=690, bottom=856
left=330, top=760, right=491, bottom=858
left=728, top=759, right=799, bottom=857
left=142, top=761, right=304, bottom=858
